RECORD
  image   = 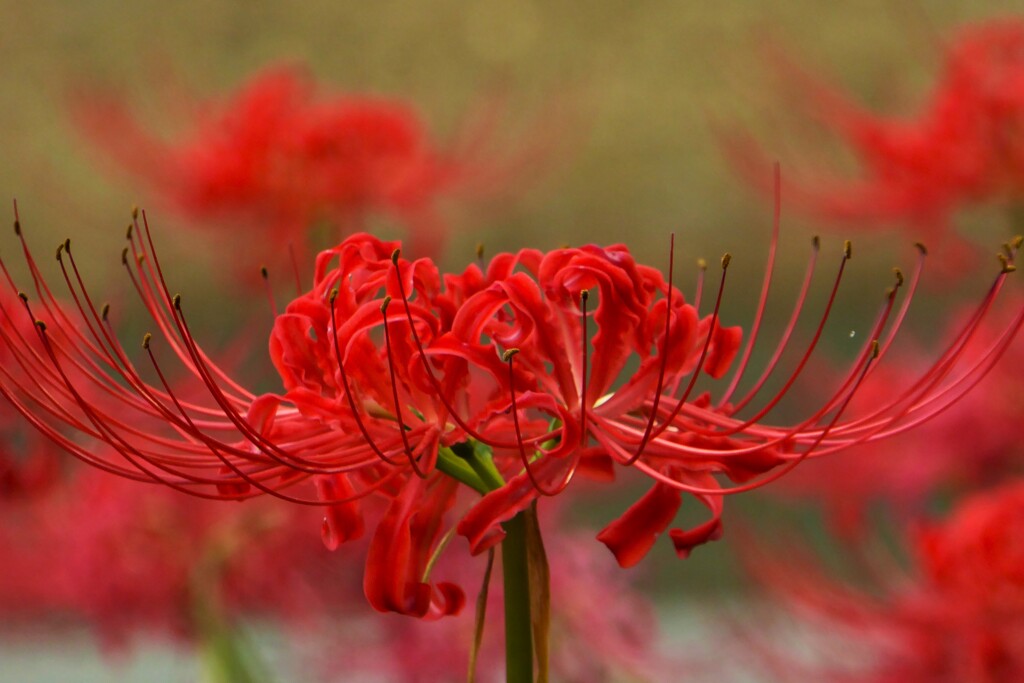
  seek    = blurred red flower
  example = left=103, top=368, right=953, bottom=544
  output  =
left=725, top=18, right=1024, bottom=272
left=741, top=480, right=1024, bottom=682
left=70, top=66, right=553, bottom=282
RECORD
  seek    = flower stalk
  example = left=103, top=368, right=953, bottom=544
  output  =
left=501, top=509, right=535, bottom=683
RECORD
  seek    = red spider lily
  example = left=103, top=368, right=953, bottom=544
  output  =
left=738, top=481, right=1024, bottom=682
left=0, top=464, right=353, bottom=650
left=0, top=193, right=1021, bottom=619
left=774, top=293, right=1024, bottom=539
left=70, top=65, right=551, bottom=284
left=723, top=19, right=1024, bottom=271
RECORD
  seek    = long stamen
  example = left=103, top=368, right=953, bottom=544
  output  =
left=644, top=251, right=731, bottom=445
left=505, top=349, right=576, bottom=496
left=328, top=288, right=400, bottom=466
left=718, top=162, right=781, bottom=407
left=625, top=234, right=675, bottom=466
left=381, top=296, right=429, bottom=479
left=730, top=235, right=820, bottom=413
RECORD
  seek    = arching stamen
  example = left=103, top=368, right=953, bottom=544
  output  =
left=625, top=337, right=885, bottom=497
left=327, top=288, right=400, bottom=466
left=624, top=234, right=675, bottom=466
left=718, top=163, right=781, bottom=407
left=730, top=235, right=820, bottom=413
left=142, top=330, right=395, bottom=506
left=505, top=348, right=576, bottom=496
left=381, top=296, right=429, bottom=479
left=724, top=240, right=852, bottom=425
left=644, top=251, right=731, bottom=444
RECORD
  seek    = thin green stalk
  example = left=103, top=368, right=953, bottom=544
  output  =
left=501, top=511, right=534, bottom=683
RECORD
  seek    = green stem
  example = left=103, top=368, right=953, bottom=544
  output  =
left=501, top=511, right=534, bottom=683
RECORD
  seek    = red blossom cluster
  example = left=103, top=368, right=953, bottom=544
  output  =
left=743, top=480, right=1024, bottom=682
left=725, top=18, right=1024, bottom=268
left=71, top=66, right=542, bottom=282
left=1, top=194, right=1019, bottom=621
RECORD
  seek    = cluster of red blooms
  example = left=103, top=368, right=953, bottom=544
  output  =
left=0, top=465, right=347, bottom=649
left=725, top=18, right=1024, bottom=267
left=744, top=480, right=1024, bottom=682
left=71, top=66, right=539, bottom=280
left=1, top=185, right=1020, bottom=620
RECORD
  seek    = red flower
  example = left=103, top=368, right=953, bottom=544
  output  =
left=724, top=19, right=1024, bottom=271
left=70, top=65, right=543, bottom=282
left=0, top=203, right=1021, bottom=616
left=740, top=481, right=1024, bottom=682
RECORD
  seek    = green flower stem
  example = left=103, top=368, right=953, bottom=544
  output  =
left=191, top=557, right=273, bottom=683
left=439, top=440, right=540, bottom=683
left=501, top=510, right=534, bottom=683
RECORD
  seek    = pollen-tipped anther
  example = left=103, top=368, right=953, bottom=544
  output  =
left=63, top=238, right=71, bottom=253
left=380, top=295, right=392, bottom=314
left=697, top=258, right=708, bottom=271
left=121, top=247, right=129, bottom=265
left=915, top=242, right=928, bottom=256
left=328, top=287, right=339, bottom=303
left=260, top=265, right=269, bottom=280
left=721, top=253, right=732, bottom=270
left=17, top=291, right=28, bottom=303
left=101, top=302, right=110, bottom=321
left=476, top=243, right=485, bottom=261
left=13, top=219, right=21, bottom=236
left=142, top=332, right=152, bottom=350
left=130, top=205, right=139, bottom=220
left=136, top=253, right=145, bottom=265
left=998, top=253, right=1016, bottom=274
left=870, top=339, right=879, bottom=359
left=126, top=223, right=133, bottom=240
left=1011, top=235, right=1024, bottom=250
left=812, top=235, right=821, bottom=249
left=56, top=243, right=64, bottom=261
left=34, top=320, right=45, bottom=332
left=844, top=240, right=853, bottom=259
left=172, top=293, right=182, bottom=310
left=580, top=289, right=589, bottom=304
left=893, top=267, right=904, bottom=287
left=501, top=348, right=520, bottom=362
left=391, top=249, right=400, bottom=265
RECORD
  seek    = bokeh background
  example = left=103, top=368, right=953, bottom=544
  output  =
left=1, top=1, right=1021, bottom=681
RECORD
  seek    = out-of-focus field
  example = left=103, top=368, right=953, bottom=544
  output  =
left=0, top=1, right=1019, bottom=681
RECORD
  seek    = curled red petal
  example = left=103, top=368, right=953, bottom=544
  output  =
left=596, top=483, right=682, bottom=569
left=364, top=475, right=464, bottom=619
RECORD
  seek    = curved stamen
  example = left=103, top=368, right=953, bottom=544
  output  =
left=644, top=251, right=731, bottom=444
left=718, top=163, right=781, bottom=408
left=381, top=296, right=429, bottom=479
left=505, top=348, right=577, bottom=496
left=624, top=234, right=675, bottom=466
left=328, top=288, right=401, bottom=466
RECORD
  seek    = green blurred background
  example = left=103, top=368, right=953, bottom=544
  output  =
left=1, top=1, right=1020, bottom=680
